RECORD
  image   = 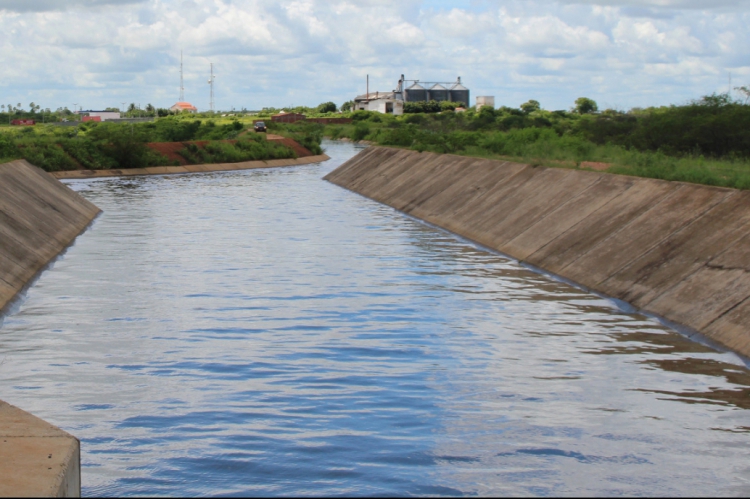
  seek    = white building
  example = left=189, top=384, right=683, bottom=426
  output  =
left=80, top=110, right=121, bottom=121
left=476, top=96, right=495, bottom=111
left=352, top=91, right=404, bottom=115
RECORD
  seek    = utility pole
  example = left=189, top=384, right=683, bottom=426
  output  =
left=208, top=63, right=216, bottom=112
left=366, top=74, right=369, bottom=110
left=180, top=50, right=185, bottom=102
left=121, top=102, right=126, bottom=117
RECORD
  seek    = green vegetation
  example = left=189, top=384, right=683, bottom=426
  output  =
left=4, top=93, right=749, bottom=188
left=176, top=135, right=296, bottom=164
left=0, top=117, right=305, bottom=171
left=403, top=100, right=466, bottom=113
left=303, top=92, right=750, bottom=190
left=264, top=121, right=324, bottom=155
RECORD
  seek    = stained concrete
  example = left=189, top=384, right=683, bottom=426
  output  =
left=0, top=401, right=80, bottom=497
left=325, top=147, right=750, bottom=358
left=0, top=160, right=100, bottom=311
left=1, top=159, right=96, bottom=496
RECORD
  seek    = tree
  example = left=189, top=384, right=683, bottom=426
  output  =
left=145, top=103, right=155, bottom=114
left=736, top=86, right=750, bottom=104
left=520, top=99, right=541, bottom=114
left=341, top=100, right=353, bottom=112
left=574, top=97, right=598, bottom=114
left=317, top=101, right=337, bottom=113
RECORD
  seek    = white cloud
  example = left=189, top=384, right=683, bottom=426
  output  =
left=0, top=0, right=747, bottom=111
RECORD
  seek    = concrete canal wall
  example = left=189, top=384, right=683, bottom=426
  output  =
left=325, top=147, right=750, bottom=358
left=0, top=159, right=100, bottom=311
left=50, top=154, right=331, bottom=180
left=0, top=401, right=80, bottom=497
left=0, top=159, right=96, bottom=496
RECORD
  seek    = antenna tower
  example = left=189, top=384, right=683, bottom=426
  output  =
left=179, top=50, right=185, bottom=102
left=208, top=63, right=216, bottom=112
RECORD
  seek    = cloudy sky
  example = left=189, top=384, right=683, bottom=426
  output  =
left=0, top=0, right=748, bottom=112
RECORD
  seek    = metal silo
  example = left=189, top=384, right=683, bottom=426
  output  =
left=428, top=83, right=448, bottom=102
left=450, top=82, right=470, bottom=107
left=404, top=82, right=427, bottom=102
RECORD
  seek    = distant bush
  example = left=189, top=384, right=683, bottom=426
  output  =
left=60, top=139, right=118, bottom=170
left=15, top=138, right=77, bottom=172
left=317, top=101, right=337, bottom=113
left=351, top=122, right=370, bottom=141
left=177, top=139, right=297, bottom=164
left=404, top=100, right=465, bottom=114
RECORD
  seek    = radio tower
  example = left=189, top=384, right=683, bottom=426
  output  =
left=179, top=50, right=185, bottom=102
left=207, top=63, right=216, bottom=112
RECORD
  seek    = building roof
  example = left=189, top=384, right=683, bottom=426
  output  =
left=354, top=91, right=395, bottom=102
left=171, top=102, right=197, bottom=111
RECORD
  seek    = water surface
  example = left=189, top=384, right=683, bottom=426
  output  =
left=2, top=141, right=750, bottom=496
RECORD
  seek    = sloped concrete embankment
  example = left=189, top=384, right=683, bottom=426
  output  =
left=0, top=159, right=98, bottom=496
left=50, top=154, right=331, bottom=180
left=324, top=147, right=750, bottom=358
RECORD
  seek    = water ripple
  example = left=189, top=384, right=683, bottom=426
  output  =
left=1, top=141, right=750, bottom=496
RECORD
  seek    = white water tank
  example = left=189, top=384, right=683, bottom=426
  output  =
left=476, top=96, right=495, bottom=111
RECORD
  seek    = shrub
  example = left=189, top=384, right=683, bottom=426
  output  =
left=15, top=138, right=77, bottom=172
left=352, top=122, right=370, bottom=141
left=61, top=139, right=118, bottom=170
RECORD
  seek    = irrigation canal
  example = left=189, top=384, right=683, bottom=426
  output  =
left=1, top=140, right=750, bottom=496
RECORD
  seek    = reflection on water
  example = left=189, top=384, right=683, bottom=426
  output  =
left=1, top=140, right=750, bottom=496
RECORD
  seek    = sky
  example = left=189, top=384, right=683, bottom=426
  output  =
left=0, top=0, right=748, bottom=112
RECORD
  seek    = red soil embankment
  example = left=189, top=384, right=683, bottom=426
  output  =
left=147, top=136, right=313, bottom=166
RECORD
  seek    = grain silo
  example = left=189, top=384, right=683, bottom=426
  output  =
left=428, top=83, right=449, bottom=102
left=449, top=78, right=470, bottom=107
left=404, top=82, right=427, bottom=102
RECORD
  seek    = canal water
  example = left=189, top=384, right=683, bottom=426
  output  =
left=2, top=140, right=750, bottom=496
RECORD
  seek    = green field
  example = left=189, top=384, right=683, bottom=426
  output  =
left=286, top=95, right=750, bottom=190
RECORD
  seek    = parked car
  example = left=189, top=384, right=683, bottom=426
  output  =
left=254, top=121, right=267, bottom=133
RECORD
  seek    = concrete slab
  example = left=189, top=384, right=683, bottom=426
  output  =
left=505, top=175, right=640, bottom=266
left=482, top=168, right=602, bottom=253
left=647, top=266, right=750, bottom=331
left=602, top=191, right=750, bottom=308
left=50, top=154, right=329, bottom=179
left=0, top=401, right=80, bottom=497
left=559, top=183, right=731, bottom=291
left=704, top=298, right=750, bottom=356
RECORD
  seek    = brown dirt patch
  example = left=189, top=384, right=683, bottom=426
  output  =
left=580, top=161, right=612, bottom=171
left=267, top=137, right=313, bottom=158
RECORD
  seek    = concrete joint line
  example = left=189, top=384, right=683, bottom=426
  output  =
left=505, top=174, right=611, bottom=252
left=598, top=189, right=739, bottom=289
left=555, top=184, right=687, bottom=281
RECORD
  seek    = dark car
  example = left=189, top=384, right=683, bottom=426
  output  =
left=254, top=121, right=267, bottom=133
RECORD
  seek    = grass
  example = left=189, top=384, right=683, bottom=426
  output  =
left=316, top=119, right=750, bottom=190
left=177, top=137, right=297, bottom=164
